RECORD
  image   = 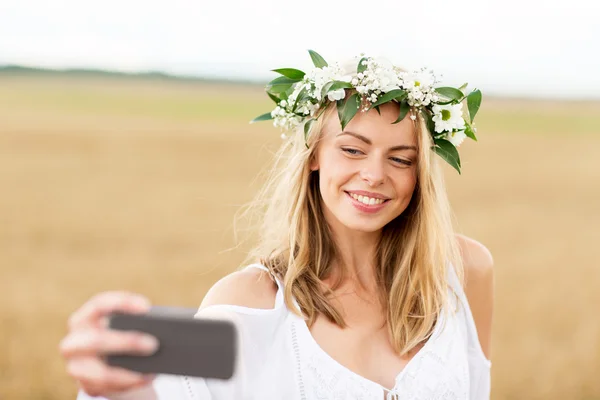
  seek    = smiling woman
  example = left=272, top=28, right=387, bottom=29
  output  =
left=310, top=102, right=419, bottom=235
left=60, top=51, right=493, bottom=400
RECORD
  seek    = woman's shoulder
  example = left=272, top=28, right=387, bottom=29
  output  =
left=455, top=234, right=494, bottom=275
left=194, top=265, right=288, bottom=367
left=198, top=264, right=279, bottom=312
left=454, top=233, right=494, bottom=360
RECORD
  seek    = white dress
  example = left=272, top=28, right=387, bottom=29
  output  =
left=78, top=263, right=491, bottom=400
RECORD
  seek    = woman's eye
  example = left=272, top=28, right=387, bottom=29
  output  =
left=342, top=148, right=363, bottom=155
left=391, top=157, right=412, bottom=166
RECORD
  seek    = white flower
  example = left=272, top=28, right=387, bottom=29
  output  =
left=431, top=103, right=465, bottom=133
left=356, top=85, right=368, bottom=94
left=401, top=69, right=436, bottom=90
left=400, top=68, right=439, bottom=107
left=270, top=106, right=284, bottom=118
left=353, top=57, right=402, bottom=96
left=306, top=63, right=346, bottom=101
left=411, top=90, right=424, bottom=101
left=327, top=88, right=346, bottom=102
left=271, top=105, right=302, bottom=131
left=445, top=130, right=467, bottom=147
left=297, top=101, right=319, bottom=116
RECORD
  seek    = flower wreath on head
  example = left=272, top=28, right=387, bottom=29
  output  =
left=251, top=50, right=482, bottom=174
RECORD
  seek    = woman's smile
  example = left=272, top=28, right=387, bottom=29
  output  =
left=344, top=191, right=391, bottom=214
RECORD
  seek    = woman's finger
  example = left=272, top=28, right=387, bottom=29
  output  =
left=59, top=328, right=159, bottom=359
left=68, top=291, right=151, bottom=331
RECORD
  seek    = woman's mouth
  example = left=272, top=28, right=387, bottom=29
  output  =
left=345, top=191, right=390, bottom=213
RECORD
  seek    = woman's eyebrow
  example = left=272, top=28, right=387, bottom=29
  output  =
left=337, top=131, right=417, bottom=152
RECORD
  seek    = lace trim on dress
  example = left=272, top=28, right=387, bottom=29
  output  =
left=291, top=321, right=308, bottom=400
left=183, top=376, right=198, bottom=400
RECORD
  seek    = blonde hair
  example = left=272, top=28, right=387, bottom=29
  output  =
left=237, top=95, right=463, bottom=356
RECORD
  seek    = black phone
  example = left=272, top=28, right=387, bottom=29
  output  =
left=105, top=306, right=237, bottom=380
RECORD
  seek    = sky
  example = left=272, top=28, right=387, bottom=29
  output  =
left=1, top=0, right=599, bottom=99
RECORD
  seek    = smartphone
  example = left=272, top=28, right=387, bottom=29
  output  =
left=105, top=306, right=237, bottom=380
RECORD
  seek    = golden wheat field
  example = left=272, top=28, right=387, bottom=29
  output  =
left=0, top=73, right=599, bottom=400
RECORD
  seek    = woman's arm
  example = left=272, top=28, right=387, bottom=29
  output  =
left=70, top=267, right=277, bottom=400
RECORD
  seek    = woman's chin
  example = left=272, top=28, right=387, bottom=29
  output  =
left=339, top=219, right=387, bottom=234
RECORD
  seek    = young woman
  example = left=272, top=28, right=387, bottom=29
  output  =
left=60, top=52, right=494, bottom=399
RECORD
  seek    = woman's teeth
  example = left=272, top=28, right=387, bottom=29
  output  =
left=349, top=193, right=385, bottom=205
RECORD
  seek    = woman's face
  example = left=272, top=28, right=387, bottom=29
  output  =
left=310, top=102, right=418, bottom=234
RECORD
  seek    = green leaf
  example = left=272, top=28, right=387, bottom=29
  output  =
left=463, top=119, right=478, bottom=141
left=374, top=105, right=381, bottom=115
left=267, top=92, right=281, bottom=104
left=392, top=100, right=410, bottom=124
left=464, top=124, right=477, bottom=141
left=320, top=81, right=334, bottom=100
left=435, top=87, right=464, bottom=101
left=304, top=118, right=315, bottom=147
left=283, top=85, right=297, bottom=100
left=357, top=57, right=368, bottom=73
left=420, top=109, right=436, bottom=134
left=278, top=88, right=290, bottom=101
left=458, top=82, right=468, bottom=93
left=267, top=76, right=297, bottom=95
left=337, top=93, right=360, bottom=131
left=292, top=87, right=308, bottom=112
left=370, top=89, right=406, bottom=108
left=467, top=89, right=482, bottom=123
left=308, top=49, right=328, bottom=68
left=250, top=112, right=273, bottom=124
left=271, top=68, right=305, bottom=80
left=433, top=138, right=461, bottom=174
left=329, top=81, right=353, bottom=91
left=267, top=84, right=293, bottom=95
left=268, top=76, right=298, bottom=86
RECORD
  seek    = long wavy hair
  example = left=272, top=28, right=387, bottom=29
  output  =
left=237, top=91, right=463, bottom=355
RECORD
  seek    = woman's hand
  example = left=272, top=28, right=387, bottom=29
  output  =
left=59, top=291, right=160, bottom=397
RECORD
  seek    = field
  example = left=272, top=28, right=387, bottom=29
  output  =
left=0, top=74, right=599, bottom=399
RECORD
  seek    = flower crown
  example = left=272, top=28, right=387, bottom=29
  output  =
left=251, top=50, right=482, bottom=174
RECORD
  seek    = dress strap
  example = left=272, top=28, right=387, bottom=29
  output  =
left=244, top=263, right=285, bottom=309
left=245, top=263, right=269, bottom=273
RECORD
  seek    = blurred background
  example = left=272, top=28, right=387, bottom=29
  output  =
left=1, top=0, right=599, bottom=399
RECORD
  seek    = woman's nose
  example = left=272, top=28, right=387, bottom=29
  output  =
left=360, top=157, right=385, bottom=187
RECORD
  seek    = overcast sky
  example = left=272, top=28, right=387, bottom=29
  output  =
left=1, top=0, right=598, bottom=99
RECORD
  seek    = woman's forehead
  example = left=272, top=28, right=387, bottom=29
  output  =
left=322, top=103, right=417, bottom=145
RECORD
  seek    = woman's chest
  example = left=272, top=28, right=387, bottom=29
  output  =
left=308, top=315, right=424, bottom=390
left=278, top=311, right=471, bottom=400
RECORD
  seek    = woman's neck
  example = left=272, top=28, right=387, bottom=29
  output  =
left=329, top=226, right=381, bottom=291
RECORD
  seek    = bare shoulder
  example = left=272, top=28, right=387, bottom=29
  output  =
left=199, top=266, right=278, bottom=311
left=455, top=233, right=494, bottom=275
left=455, top=233, right=494, bottom=360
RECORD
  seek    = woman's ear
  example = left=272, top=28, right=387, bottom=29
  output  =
left=309, top=154, right=319, bottom=171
